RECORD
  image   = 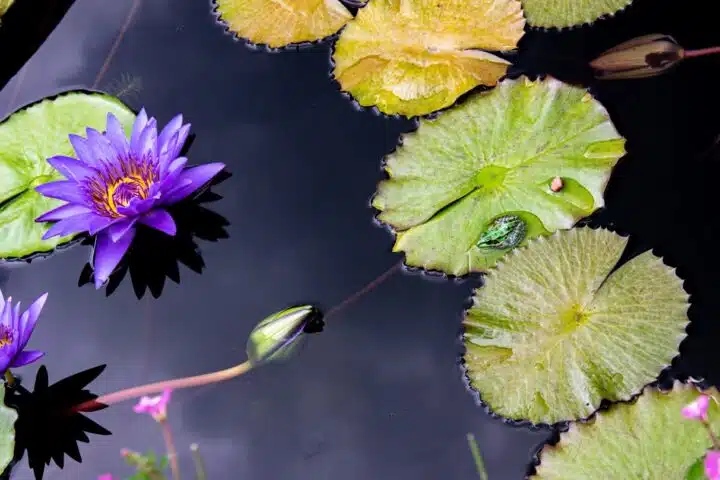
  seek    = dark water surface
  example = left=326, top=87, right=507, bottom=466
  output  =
left=2, top=0, right=720, bottom=479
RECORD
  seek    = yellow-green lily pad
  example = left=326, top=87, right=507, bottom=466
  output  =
left=0, top=92, right=135, bottom=259
left=0, top=387, right=17, bottom=474
left=522, top=0, right=633, bottom=29
left=532, top=383, right=720, bottom=478
left=332, top=0, right=525, bottom=117
left=463, top=228, right=689, bottom=424
left=214, top=0, right=352, bottom=48
left=373, top=77, right=625, bottom=276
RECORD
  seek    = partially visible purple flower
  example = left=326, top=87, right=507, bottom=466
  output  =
left=133, top=388, right=172, bottom=422
left=706, top=451, right=720, bottom=479
left=0, top=289, right=47, bottom=374
left=682, top=395, right=711, bottom=422
left=34, top=109, right=225, bottom=288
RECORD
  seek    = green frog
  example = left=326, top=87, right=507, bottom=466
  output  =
left=476, top=215, right=527, bottom=250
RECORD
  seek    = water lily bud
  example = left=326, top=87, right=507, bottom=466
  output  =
left=590, top=34, right=685, bottom=80
left=246, top=305, right=324, bottom=365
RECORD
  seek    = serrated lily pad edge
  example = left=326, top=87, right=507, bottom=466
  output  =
left=522, top=0, right=633, bottom=31
left=458, top=227, right=689, bottom=428
left=0, top=88, right=136, bottom=264
left=525, top=380, right=712, bottom=478
left=210, top=0, right=350, bottom=53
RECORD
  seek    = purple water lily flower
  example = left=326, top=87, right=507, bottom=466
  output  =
left=0, top=289, right=47, bottom=374
left=34, top=109, right=225, bottom=288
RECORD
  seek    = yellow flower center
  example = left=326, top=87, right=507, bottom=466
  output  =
left=0, top=327, right=13, bottom=348
left=105, top=175, right=152, bottom=216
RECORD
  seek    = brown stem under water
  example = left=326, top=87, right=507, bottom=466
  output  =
left=159, top=418, right=180, bottom=480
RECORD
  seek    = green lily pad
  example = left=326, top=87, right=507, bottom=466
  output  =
left=532, top=383, right=720, bottom=478
left=372, top=77, right=625, bottom=276
left=521, top=0, right=632, bottom=29
left=213, top=0, right=352, bottom=48
left=0, top=387, right=18, bottom=474
left=331, top=0, right=525, bottom=117
left=0, top=0, right=14, bottom=18
left=463, top=228, right=689, bottom=424
left=0, top=91, right=135, bottom=259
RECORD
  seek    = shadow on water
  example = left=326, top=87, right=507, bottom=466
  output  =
left=77, top=171, right=232, bottom=299
left=2, top=365, right=109, bottom=480
left=0, top=0, right=77, bottom=92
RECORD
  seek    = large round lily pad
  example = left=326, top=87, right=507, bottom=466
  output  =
left=0, top=387, right=18, bottom=474
left=373, top=77, right=625, bottom=276
left=0, top=91, right=135, bottom=259
left=463, top=228, right=689, bottom=425
left=213, top=0, right=352, bottom=48
left=522, top=0, right=632, bottom=29
left=532, top=383, right=720, bottom=478
left=331, top=0, right=525, bottom=117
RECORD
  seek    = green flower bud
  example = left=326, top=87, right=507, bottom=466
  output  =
left=590, top=34, right=685, bottom=80
left=246, top=305, right=324, bottom=365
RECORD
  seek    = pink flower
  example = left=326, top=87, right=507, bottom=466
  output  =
left=682, top=395, right=710, bottom=421
left=706, top=451, right=720, bottom=479
left=97, top=475, right=113, bottom=480
left=133, top=388, right=172, bottom=421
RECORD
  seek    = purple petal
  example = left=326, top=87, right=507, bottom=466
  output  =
left=35, top=203, right=91, bottom=222
left=158, top=114, right=183, bottom=154
left=68, top=135, right=96, bottom=165
left=159, top=124, right=190, bottom=175
left=11, top=302, right=20, bottom=330
left=107, top=217, right=138, bottom=242
left=139, top=209, right=176, bottom=236
left=47, top=155, right=98, bottom=182
left=9, top=350, right=45, bottom=368
left=159, top=163, right=225, bottom=205
left=18, top=293, right=47, bottom=344
left=130, top=108, right=148, bottom=150
left=117, top=196, right=156, bottom=217
left=93, top=229, right=136, bottom=289
left=86, top=128, right=117, bottom=164
left=35, top=180, right=89, bottom=204
left=0, top=289, right=5, bottom=314
left=154, top=157, right=188, bottom=193
left=105, top=113, right=130, bottom=155
left=134, top=119, right=158, bottom=159
left=41, top=212, right=107, bottom=239
left=0, top=299, right=11, bottom=328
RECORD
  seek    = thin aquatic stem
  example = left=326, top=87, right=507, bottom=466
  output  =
left=683, top=46, right=720, bottom=59
left=190, top=443, right=207, bottom=480
left=466, top=433, right=489, bottom=480
left=75, top=360, right=253, bottom=411
left=93, top=0, right=143, bottom=89
left=3, top=370, right=14, bottom=387
left=703, top=420, right=720, bottom=450
left=160, top=418, right=180, bottom=480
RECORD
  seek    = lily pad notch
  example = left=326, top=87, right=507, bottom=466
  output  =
left=372, top=77, right=627, bottom=276
left=0, top=90, right=135, bottom=260
left=462, top=227, right=689, bottom=425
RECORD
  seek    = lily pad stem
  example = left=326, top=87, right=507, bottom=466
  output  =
left=159, top=418, right=180, bottom=480
left=190, top=444, right=207, bottom=480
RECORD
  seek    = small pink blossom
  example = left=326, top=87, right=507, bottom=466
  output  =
left=133, top=388, right=172, bottom=421
left=682, top=395, right=710, bottom=421
left=97, top=474, right=113, bottom=480
left=706, top=451, right=720, bottom=479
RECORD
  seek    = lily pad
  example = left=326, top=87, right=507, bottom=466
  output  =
left=521, top=0, right=632, bottom=29
left=0, top=0, right=14, bottom=18
left=332, top=0, right=525, bottom=117
left=213, top=0, right=352, bottom=48
left=373, top=77, right=625, bottom=276
left=463, top=228, right=689, bottom=424
left=532, top=383, right=720, bottom=478
left=0, top=91, right=135, bottom=259
left=0, top=387, right=18, bottom=474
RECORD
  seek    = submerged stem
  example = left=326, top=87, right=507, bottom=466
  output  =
left=466, top=433, right=489, bottom=480
left=703, top=421, right=720, bottom=450
left=4, top=370, right=15, bottom=387
left=190, top=443, right=207, bottom=480
left=160, top=419, right=180, bottom=480
left=75, top=360, right=253, bottom=411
